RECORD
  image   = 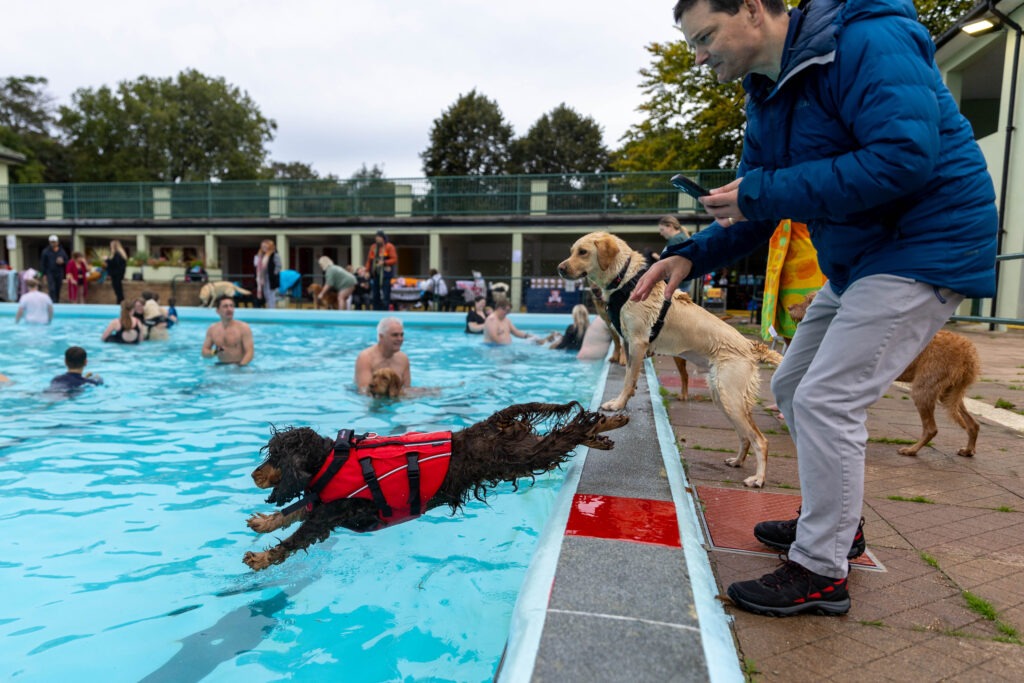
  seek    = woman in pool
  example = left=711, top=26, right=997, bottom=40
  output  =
left=544, top=304, right=589, bottom=352
left=101, top=300, right=144, bottom=344
left=465, top=295, right=487, bottom=333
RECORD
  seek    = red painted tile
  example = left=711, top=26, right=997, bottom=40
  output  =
left=566, top=494, right=681, bottom=548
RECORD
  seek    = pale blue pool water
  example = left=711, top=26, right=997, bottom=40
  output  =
left=0, top=307, right=602, bottom=682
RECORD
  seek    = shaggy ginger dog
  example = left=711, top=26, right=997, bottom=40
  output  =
left=199, top=281, right=252, bottom=307
left=368, top=368, right=404, bottom=398
left=791, top=291, right=980, bottom=457
left=559, top=232, right=782, bottom=488
left=307, top=283, right=338, bottom=310
left=243, top=401, right=628, bottom=570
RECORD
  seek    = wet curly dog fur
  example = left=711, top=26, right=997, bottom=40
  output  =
left=243, top=402, right=628, bottom=570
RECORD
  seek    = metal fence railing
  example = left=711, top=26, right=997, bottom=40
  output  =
left=0, top=171, right=737, bottom=221
left=950, top=252, right=1024, bottom=329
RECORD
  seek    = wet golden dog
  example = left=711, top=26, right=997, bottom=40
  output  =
left=559, top=232, right=782, bottom=487
left=591, top=286, right=690, bottom=400
left=791, top=291, right=980, bottom=457
left=368, top=368, right=404, bottom=398
left=198, top=281, right=252, bottom=307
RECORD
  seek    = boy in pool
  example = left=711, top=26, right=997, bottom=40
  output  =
left=46, top=346, right=103, bottom=393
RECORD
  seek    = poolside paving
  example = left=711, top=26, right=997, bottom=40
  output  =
left=656, top=323, right=1024, bottom=682
left=508, top=323, right=1024, bottom=682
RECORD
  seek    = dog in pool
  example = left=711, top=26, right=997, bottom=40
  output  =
left=243, top=401, right=628, bottom=570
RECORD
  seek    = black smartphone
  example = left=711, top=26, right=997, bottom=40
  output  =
left=670, top=174, right=710, bottom=200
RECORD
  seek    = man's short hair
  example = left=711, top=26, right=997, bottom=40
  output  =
left=673, top=0, right=786, bottom=23
left=214, top=294, right=234, bottom=309
left=65, top=346, right=87, bottom=369
left=377, top=316, right=402, bottom=336
left=495, top=300, right=512, bottom=310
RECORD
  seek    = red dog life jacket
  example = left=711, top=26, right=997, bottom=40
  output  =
left=306, top=430, right=453, bottom=529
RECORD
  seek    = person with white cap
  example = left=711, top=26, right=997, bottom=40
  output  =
left=39, top=235, right=69, bottom=303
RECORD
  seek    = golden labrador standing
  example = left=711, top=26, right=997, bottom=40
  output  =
left=558, top=232, right=782, bottom=487
left=199, top=281, right=252, bottom=307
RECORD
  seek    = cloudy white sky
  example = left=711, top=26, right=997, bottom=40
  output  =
left=3, top=1, right=682, bottom=179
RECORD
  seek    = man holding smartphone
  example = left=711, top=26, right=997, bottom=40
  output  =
left=634, top=0, right=997, bottom=617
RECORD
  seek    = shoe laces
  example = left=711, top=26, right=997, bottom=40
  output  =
left=762, top=558, right=808, bottom=589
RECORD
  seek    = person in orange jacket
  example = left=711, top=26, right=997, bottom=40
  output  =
left=365, top=230, right=397, bottom=310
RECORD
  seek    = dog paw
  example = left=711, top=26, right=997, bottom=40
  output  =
left=724, top=457, right=741, bottom=468
left=743, top=475, right=765, bottom=488
left=600, top=399, right=626, bottom=412
left=897, top=447, right=919, bottom=457
left=247, top=512, right=282, bottom=533
left=243, top=551, right=271, bottom=571
left=956, top=448, right=975, bottom=457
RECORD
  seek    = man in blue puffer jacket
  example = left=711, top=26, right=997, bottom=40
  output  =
left=634, top=0, right=998, bottom=617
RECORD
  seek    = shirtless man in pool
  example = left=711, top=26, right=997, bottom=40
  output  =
left=354, top=317, right=410, bottom=393
left=482, top=300, right=533, bottom=345
left=202, top=295, right=254, bottom=366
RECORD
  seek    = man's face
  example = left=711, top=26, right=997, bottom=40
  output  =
left=379, top=323, right=404, bottom=352
left=218, top=299, right=236, bottom=320
left=680, top=0, right=762, bottom=83
left=49, top=240, right=59, bottom=250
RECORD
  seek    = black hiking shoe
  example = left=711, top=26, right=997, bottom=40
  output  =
left=753, top=510, right=866, bottom=560
left=727, top=559, right=851, bottom=617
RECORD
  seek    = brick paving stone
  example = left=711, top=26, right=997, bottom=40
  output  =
left=652, top=327, right=1024, bottom=682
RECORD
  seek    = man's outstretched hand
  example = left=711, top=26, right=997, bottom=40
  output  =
left=631, top=255, right=693, bottom=302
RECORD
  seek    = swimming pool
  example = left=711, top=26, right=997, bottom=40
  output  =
left=0, top=306, right=604, bottom=682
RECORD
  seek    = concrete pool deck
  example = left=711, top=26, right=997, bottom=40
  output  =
left=501, top=324, right=1024, bottom=682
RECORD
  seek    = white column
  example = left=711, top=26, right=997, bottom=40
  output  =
left=44, top=189, right=63, bottom=220
left=153, top=187, right=172, bottom=220
left=269, top=185, right=288, bottom=218
left=395, top=184, right=413, bottom=217
left=511, top=232, right=523, bottom=311
left=204, top=233, right=218, bottom=268
left=529, top=180, right=548, bottom=215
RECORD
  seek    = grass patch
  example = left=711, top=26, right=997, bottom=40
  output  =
left=920, top=551, right=940, bottom=569
left=735, top=325, right=759, bottom=337
left=1009, top=385, right=1021, bottom=391
left=741, top=657, right=760, bottom=681
left=764, top=429, right=780, bottom=435
left=658, top=386, right=672, bottom=398
left=964, top=591, right=999, bottom=621
left=690, top=445, right=735, bottom=453
left=996, top=506, right=1015, bottom=513
left=889, top=495, right=935, bottom=504
left=972, top=394, right=984, bottom=400
left=859, top=620, right=886, bottom=628
left=996, top=398, right=1016, bottom=410
left=776, top=483, right=797, bottom=490
left=869, top=436, right=916, bottom=445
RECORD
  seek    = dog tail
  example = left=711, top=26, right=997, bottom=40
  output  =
left=751, top=341, right=784, bottom=367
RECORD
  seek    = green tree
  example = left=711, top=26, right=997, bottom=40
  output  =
left=614, top=1, right=975, bottom=175
left=510, top=104, right=610, bottom=175
left=420, top=89, right=514, bottom=177
left=0, top=75, right=71, bottom=182
left=263, top=160, right=322, bottom=180
left=613, top=39, right=745, bottom=173
left=59, top=69, right=276, bottom=182
left=916, top=0, right=977, bottom=37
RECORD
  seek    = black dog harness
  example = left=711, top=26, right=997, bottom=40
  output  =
left=604, top=259, right=672, bottom=345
